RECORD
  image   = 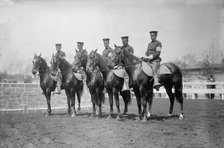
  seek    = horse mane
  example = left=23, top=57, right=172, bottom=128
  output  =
left=122, top=48, right=141, bottom=62
left=58, top=56, right=72, bottom=68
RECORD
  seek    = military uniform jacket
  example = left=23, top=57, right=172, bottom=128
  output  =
left=56, top=50, right=66, bottom=58
left=122, top=45, right=134, bottom=55
left=145, top=40, right=162, bottom=62
left=102, top=47, right=113, bottom=57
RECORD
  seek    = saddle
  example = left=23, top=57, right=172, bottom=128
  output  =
left=142, top=62, right=171, bottom=77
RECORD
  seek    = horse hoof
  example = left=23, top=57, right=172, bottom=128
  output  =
left=44, top=113, right=50, bottom=117
left=179, top=113, right=184, bottom=119
left=107, top=115, right=112, bottom=119
left=142, top=117, right=147, bottom=123
left=167, top=114, right=172, bottom=117
left=78, top=107, right=81, bottom=111
left=147, top=112, right=151, bottom=118
left=116, top=115, right=121, bottom=120
left=71, top=113, right=76, bottom=117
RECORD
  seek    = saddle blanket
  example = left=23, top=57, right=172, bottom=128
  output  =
left=142, top=62, right=153, bottom=77
left=142, top=62, right=171, bottom=76
left=112, top=67, right=125, bottom=78
left=74, top=73, right=86, bottom=81
left=158, top=64, right=171, bottom=75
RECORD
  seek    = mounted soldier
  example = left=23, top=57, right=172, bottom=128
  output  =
left=145, top=31, right=162, bottom=91
left=72, top=41, right=87, bottom=75
left=121, top=36, right=134, bottom=91
left=102, top=38, right=113, bottom=59
left=121, top=36, right=134, bottom=55
left=53, top=43, right=66, bottom=94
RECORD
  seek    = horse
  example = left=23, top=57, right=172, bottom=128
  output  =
left=32, top=53, right=57, bottom=116
left=72, top=49, right=105, bottom=117
left=110, top=45, right=184, bottom=122
left=86, top=49, right=131, bottom=119
left=51, top=54, right=83, bottom=117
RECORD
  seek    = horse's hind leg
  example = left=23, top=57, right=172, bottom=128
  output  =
left=133, top=87, right=142, bottom=120
left=147, top=88, right=153, bottom=118
left=140, top=86, right=147, bottom=122
left=164, top=85, right=175, bottom=117
left=70, top=92, right=77, bottom=117
left=174, top=83, right=184, bottom=118
left=65, top=90, right=71, bottom=115
left=107, top=90, right=113, bottom=119
left=113, top=89, right=121, bottom=119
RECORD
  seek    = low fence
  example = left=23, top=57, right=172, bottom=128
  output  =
left=0, top=83, right=91, bottom=113
left=155, top=82, right=224, bottom=100
left=0, top=81, right=224, bottom=113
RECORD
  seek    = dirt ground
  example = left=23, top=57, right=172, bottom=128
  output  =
left=1, top=97, right=224, bottom=148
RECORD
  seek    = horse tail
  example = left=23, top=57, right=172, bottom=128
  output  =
left=174, top=81, right=184, bottom=104
left=121, top=90, right=132, bottom=105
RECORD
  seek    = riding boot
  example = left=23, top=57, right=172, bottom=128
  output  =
left=153, top=76, right=162, bottom=91
left=54, top=77, right=61, bottom=94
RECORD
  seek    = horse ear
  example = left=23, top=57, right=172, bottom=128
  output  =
left=39, top=53, right=41, bottom=57
left=94, top=48, right=98, bottom=53
left=114, top=44, right=117, bottom=48
left=75, top=49, right=78, bottom=53
left=34, top=53, right=37, bottom=57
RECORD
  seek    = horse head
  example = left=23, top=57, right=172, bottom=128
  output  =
left=72, top=49, right=88, bottom=72
left=32, top=53, right=42, bottom=76
left=109, top=44, right=124, bottom=68
left=86, top=49, right=99, bottom=73
left=50, top=53, right=60, bottom=76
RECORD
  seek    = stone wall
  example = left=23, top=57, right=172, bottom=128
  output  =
left=0, top=83, right=91, bottom=113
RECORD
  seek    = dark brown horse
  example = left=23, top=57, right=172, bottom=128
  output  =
left=51, top=54, right=83, bottom=117
left=110, top=46, right=184, bottom=122
left=32, top=53, right=57, bottom=116
left=72, top=49, right=105, bottom=117
left=86, top=50, right=131, bottom=119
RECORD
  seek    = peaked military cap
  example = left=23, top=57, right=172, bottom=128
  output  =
left=149, top=31, right=158, bottom=34
left=121, top=36, right=129, bottom=41
left=77, top=42, right=84, bottom=45
left=55, top=43, right=62, bottom=46
left=103, top=38, right=110, bottom=41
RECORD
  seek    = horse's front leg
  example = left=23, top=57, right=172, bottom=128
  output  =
left=90, top=92, right=96, bottom=117
left=140, top=86, right=147, bottom=122
left=113, top=89, right=121, bottom=120
left=77, top=90, right=82, bottom=111
left=44, top=90, right=52, bottom=116
left=107, top=90, right=113, bottom=119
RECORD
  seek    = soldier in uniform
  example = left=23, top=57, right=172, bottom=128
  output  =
left=102, top=38, right=113, bottom=58
left=72, top=41, right=87, bottom=76
left=145, top=31, right=162, bottom=91
left=121, top=36, right=134, bottom=55
left=121, top=36, right=134, bottom=90
left=54, top=43, right=66, bottom=94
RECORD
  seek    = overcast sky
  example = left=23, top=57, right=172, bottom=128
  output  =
left=0, top=0, right=224, bottom=74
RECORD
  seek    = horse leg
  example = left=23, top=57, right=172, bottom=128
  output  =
left=147, top=88, right=153, bottom=118
left=70, top=92, right=77, bottom=117
left=44, top=90, right=51, bottom=116
left=140, top=86, right=147, bottom=122
left=174, top=83, right=184, bottom=119
left=96, top=88, right=103, bottom=118
left=164, top=85, right=175, bottom=117
left=77, top=90, right=82, bottom=111
left=113, top=89, right=121, bottom=120
left=107, top=90, right=113, bottom=119
left=133, top=87, right=142, bottom=120
left=90, top=92, right=96, bottom=117
left=120, top=90, right=130, bottom=115
left=65, top=90, right=71, bottom=115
